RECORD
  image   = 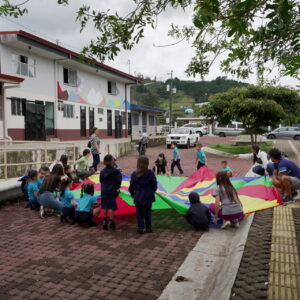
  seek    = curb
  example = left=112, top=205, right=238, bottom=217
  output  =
left=158, top=167, right=255, bottom=300
left=203, top=146, right=233, bottom=158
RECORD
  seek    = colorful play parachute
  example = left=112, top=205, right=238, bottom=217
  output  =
left=70, top=166, right=282, bottom=220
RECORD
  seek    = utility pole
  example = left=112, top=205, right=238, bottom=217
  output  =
left=168, top=70, right=173, bottom=132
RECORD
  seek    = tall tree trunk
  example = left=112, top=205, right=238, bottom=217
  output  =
left=250, top=133, right=254, bottom=146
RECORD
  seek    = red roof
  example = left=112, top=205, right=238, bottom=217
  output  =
left=0, top=73, right=24, bottom=83
left=0, top=30, right=141, bottom=83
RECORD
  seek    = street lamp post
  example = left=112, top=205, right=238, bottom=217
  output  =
left=167, top=70, right=173, bottom=132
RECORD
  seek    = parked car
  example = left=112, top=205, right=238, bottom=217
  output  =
left=266, top=127, right=300, bottom=140
left=182, top=123, right=208, bottom=136
left=214, top=122, right=244, bottom=137
left=166, top=127, right=199, bottom=148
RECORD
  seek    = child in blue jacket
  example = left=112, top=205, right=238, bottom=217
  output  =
left=100, top=154, right=122, bottom=230
left=27, top=170, right=39, bottom=210
left=74, top=183, right=101, bottom=226
left=129, top=156, right=157, bottom=234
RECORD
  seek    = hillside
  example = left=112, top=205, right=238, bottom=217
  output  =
left=130, top=76, right=248, bottom=124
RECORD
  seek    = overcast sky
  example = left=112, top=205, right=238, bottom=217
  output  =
left=0, top=0, right=299, bottom=87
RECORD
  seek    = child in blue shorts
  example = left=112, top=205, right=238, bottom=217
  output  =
left=74, top=183, right=101, bottom=226
left=60, top=177, right=75, bottom=224
left=27, top=170, right=39, bottom=210
left=100, top=154, right=122, bottom=230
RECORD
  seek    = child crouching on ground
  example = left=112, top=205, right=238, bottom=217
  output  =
left=221, top=160, right=233, bottom=177
left=100, top=154, right=122, bottom=230
left=186, top=192, right=211, bottom=230
left=74, top=183, right=101, bottom=226
left=27, top=170, right=40, bottom=210
left=60, top=177, right=75, bottom=224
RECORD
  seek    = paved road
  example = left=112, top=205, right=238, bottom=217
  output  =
left=114, top=136, right=251, bottom=178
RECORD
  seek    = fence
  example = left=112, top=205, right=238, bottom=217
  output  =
left=0, top=140, right=77, bottom=180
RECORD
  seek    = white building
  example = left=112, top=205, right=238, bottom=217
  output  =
left=0, top=30, right=141, bottom=141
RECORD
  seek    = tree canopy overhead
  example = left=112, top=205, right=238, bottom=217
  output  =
left=1, top=0, right=299, bottom=80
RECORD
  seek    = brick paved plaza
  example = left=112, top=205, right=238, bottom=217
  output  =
left=0, top=137, right=299, bottom=300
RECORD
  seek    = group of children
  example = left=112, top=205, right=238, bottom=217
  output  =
left=152, top=142, right=233, bottom=178
left=21, top=140, right=241, bottom=232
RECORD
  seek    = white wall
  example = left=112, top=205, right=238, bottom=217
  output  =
left=0, top=43, right=131, bottom=134
left=0, top=45, right=55, bottom=98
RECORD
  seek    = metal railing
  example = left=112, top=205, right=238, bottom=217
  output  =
left=0, top=140, right=77, bottom=180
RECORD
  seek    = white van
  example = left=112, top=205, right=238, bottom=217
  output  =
left=214, top=122, right=244, bottom=137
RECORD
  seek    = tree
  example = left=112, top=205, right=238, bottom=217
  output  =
left=200, top=85, right=300, bottom=145
left=1, top=0, right=299, bottom=80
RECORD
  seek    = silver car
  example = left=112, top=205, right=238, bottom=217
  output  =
left=214, top=122, right=244, bottom=137
left=267, top=127, right=300, bottom=140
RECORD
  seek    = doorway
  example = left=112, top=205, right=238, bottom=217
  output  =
left=115, top=115, right=122, bottom=138
left=45, top=102, right=54, bottom=136
left=80, top=106, right=87, bottom=137
left=25, top=101, right=46, bottom=141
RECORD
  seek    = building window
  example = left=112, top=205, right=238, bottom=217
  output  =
left=132, top=113, right=139, bottom=126
left=108, top=81, right=117, bottom=95
left=12, top=54, right=35, bottom=77
left=115, top=110, right=120, bottom=116
left=63, top=103, right=74, bottom=118
left=98, top=108, right=104, bottom=114
left=11, top=98, right=25, bottom=116
left=149, top=115, right=155, bottom=126
left=58, top=101, right=64, bottom=111
left=63, top=67, right=77, bottom=86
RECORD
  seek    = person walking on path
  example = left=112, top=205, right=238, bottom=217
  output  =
left=171, top=142, right=183, bottom=175
left=129, top=156, right=157, bottom=234
left=195, top=143, right=206, bottom=170
left=210, top=171, right=244, bottom=229
left=89, top=127, right=101, bottom=172
left=233, top=145, right=274, bottom=176
left=268, top=148, right=300, bottom=203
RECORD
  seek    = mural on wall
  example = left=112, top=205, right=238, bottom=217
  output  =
left=57, top=81, right=126, bottom=108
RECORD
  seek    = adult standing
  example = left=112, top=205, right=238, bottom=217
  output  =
left=89, top=127, right=101, bottom=172
left=268, top=148, right=300, bottom=203
left=234, top=145, right=274, bottom=176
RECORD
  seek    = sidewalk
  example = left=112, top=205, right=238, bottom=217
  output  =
left=231, top=139, right=300, bottom=300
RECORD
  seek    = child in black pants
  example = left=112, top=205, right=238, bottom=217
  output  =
left=186, top=192, right=211, bottom=230
left=100, top=154, right=122, bottom=230
left=129, top=156, right=157, bottom=234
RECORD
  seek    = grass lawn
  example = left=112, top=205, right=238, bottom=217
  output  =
left=208, top=141, right=274, bottom=154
